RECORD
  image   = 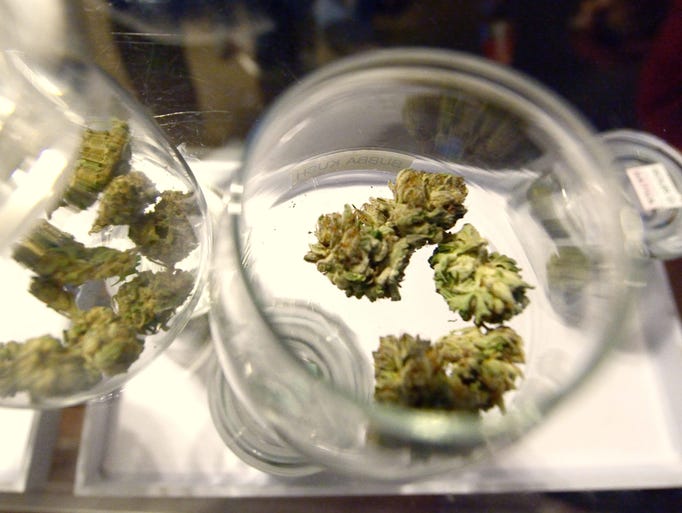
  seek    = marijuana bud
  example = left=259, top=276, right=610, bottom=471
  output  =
left=61, top=119, right=130, bottom=210
left=128, top=190, right=200, bottom=266
left=430, top=223, right=531, bottom=326
left=9, top=336, right=101, bottom=400
left=114, top=269, right=194, bottom=334
left=373, top=333, right=452, bottom=409
left=372, top=326, right=524, bottom=412
left=13, top=221, right=140, bottom=286
left=431, top=326, right=524, bottom=412
left=64, top=306, right=143, bottom=376
left=362, top=169, right=468, bottom=248
left=28, top=276, right=78, bottom=317
left=389, top=168, right=468, bottom=237
left=304, top=204, right=413, bottom=301
left=91, top=171, right=159, bottom=233
left=0, top=341, right=21, bottom=397
left=305, top=169, right=468, bottom=301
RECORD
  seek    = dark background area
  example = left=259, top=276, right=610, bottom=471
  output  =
left=83, top=0, right=679, bottom=147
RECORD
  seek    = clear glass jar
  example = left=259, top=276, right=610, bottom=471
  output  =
left=208, top=48, right=678, bottom=480
left=0, top=51, right=212, bottom=408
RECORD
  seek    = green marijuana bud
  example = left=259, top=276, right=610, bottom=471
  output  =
left=0, top=341, right=21, bottom=397
left=114, top=269, right=194, bottom=334
left=373, top=333, right=451, bottom=409
left=373, top=326, right=524, bottom=412
left=13, top=221, right=139, bottom=286
left=64, top=307, right=143, bottom=376
left=304, top=204, right=414, bottom=301
left=28, top=276, right=78, bottom=317
left=91, top=171, right=159, bottom=233
left=61, top=119, right=130, bottom=209
left=430, top=223, right=531, bottom=326
left=128, top=190, right=200, bottom=266
left=432, top=326, right=524, bottom=412
left=389, top=168, right=468, bottom=238
left=7, top=336, right=101, bottom=400
left=305, top=169, right=468, bottom=301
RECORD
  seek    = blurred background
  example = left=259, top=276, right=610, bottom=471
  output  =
left=15, top=0, right=675, bottom=152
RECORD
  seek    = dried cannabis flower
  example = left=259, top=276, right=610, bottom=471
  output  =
left=429, top=223, right=531, bottom=326
left=12, top=220, right=139, bottom=286
left=128, top=190, right=200, bottom=266
left=0, top=341, right=21, bottom=397
left=389, top=168, right=468, bottom=241
left=373, top=326, right=524, bottom=412
left=114, top=269, right=194, bottom=334
left=373, top=333, right=450, bottom=409
left=3, top=336, right=101, bottom=400
left=61, top=119, right=130, bottom=210
left=305, top=168, right=468, bottom=301
left=64, top=306, right=143, bottom=376
left=28, top=276, right=78, bottom=317
left=304, top=204, right=414, bottom=301
left=431, top=326, right=524, bottom=412
left=91, top=171, right=159, bottom=233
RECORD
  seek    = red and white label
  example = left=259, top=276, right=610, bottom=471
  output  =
left=626, top=163, right=682, bottom=211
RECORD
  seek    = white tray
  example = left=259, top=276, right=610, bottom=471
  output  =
left=75, top=262, right=682, bottom=497
left=0, top=408, right=61, bottom=493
